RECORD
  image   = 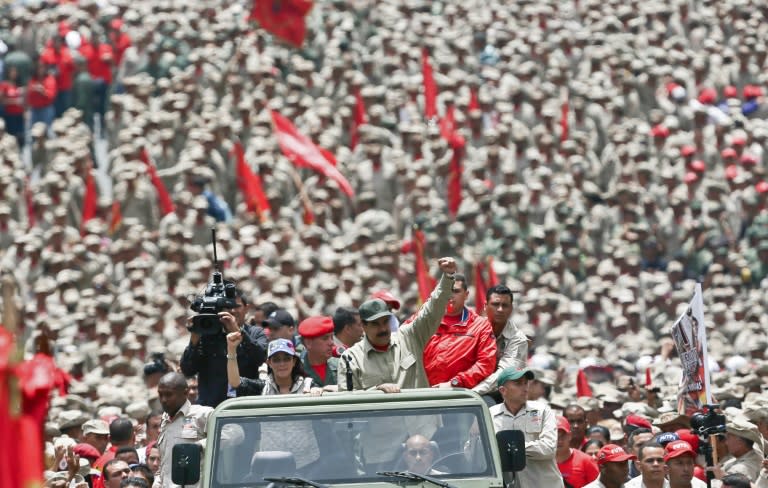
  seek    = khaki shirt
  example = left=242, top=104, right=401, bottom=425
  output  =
left=154, top=400, right=213, bottom=488
left=722, top=448, right=764, bottom=481
left=473, top=319, right=529, bottom=395
left=490, top=400, right=563, bottom=488
left=337, top=273, right=453, bottom=391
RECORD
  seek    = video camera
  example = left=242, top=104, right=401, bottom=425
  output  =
left=189, top=229, right=239, bottom=336
left=690, top=404, right=726, bottom=437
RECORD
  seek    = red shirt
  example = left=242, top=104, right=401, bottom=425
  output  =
left=557, top=448, right=599, bottom=488
left=80, top=41, right=114, bottom=83
left=40, top=45, right=75, bottom=90
left=0, top=82, right=25, bottom=114
left=27, top=75, right=57, bottom=108
left=422, top=307, right=497, bottom=388
left=92, top=445, right=117, bottom=472
left=109, top=31, right=132, bottom=66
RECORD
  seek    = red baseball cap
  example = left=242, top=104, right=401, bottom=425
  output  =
left=597, top=444, right=637, bottom=465
left=675, top=429, right=700, bottom=452
left=625, top=413, right=653, bottom=430
left=650, top=124, right=670, bottom=138
left=697, top=88, right=717, bottom=105
left=371, top=290, right=401, bottom=310
left=297, top=316, right=334, bottom=338
left=557, top=416, right=571, bottom=434
left=732, top=136, right=746, bottom=146
left=664, top=440, right=697, bottom=461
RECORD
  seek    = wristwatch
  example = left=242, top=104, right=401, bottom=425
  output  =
left=226, top=354, right=237, bottom=360
left=450, top=378, right=460, bottom=387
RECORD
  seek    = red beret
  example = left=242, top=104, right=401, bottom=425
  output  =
left=724, top=85, right=738, bottom=98
left=741, top=154, right=757, bottom=165
left=650, top=124, right=670, bottom=138
left=680, top=145, right=696, bottom=157
left=721, top=148, right=737, bottom=159
left=371, top=290, right=401, bottom=310
left=625, top=413, right=653, bottom=430
left=298, top=316, right=334, bottom=338
left=725, top=164, right=739, bottom=180
left=683, top=171, right=699, bottom=184
left=743, top=85, right=763, bottom=99
left=73, top=443, right=101, bottom=462
left=732, top=136, right=746, bottom=146
left=697, top=88, right=717, bottom=105
left=690, top=160, right=706, bottom=173
left=756, top=181, right=768, bottom=194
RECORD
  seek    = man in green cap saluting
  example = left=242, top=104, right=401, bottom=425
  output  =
left=490, top=366, right=564, bottom=487
left=337, top=256, right=457, bottom=392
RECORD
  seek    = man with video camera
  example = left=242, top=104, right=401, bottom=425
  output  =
left=180, top=283, right=268, bottom=407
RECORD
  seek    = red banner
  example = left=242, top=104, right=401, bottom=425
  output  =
left=474, top=261, right=488, bottom=313
left=413, top=229, right=436, bottom=303
left=271, top=110, right=354, bottom=197
left=441, top=106, right=466, bottom=216
left=576, top=368, right=593, bottom=397
left=109, top=200, right=122, bottom=235
left=231, top=141, right=270, bottom=222
left=350, top=87, right=366, bottom=149
left=139, top=149, right=175, bottom=216
left=421, top=48, right=437, bottom=120
left=81, top=167, right=98, bottom=235
left=249, top=0, right=313, bottom=48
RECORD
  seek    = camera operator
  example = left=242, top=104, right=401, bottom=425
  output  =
left=180, top=287, right=267, bottom=407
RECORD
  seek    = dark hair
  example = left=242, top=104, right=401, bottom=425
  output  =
left=582, top=439, right=604, bottom=453
left=627, top=428, right=653, bottom=448
left=120, top=477, right=149, bottom=488
left=267, top=357, right=307, bottom=385
left=257, top=302, right=279, bottom=317
left=129, top=463, right=155, bottom=486
left=145, top=410, right=162, bottom=428
left=586, top=425, right=610, bottom=443
left=453, top=274, right=468, bottom=291
left=637, top=441, right=664, bottom=461
left=333, top=307, right=359, bottom=335
left=486, top=284, right=513, bottom=302
left=116, top=446, right=139, bottom=458
left=110, top=418, right=135, bottom=443
left=720, top=473, right=751, bottom=488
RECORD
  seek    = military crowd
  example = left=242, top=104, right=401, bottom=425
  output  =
left=1, top=0, right=768, bottom=487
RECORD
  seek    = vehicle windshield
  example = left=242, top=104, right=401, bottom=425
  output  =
left=211, top=405, right=495, bottom=486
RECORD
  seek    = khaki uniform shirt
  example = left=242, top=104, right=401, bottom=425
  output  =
left=490, top=400, right=563, bottom=488
left=154, top=400, right=213, bottom=488
left=337, top=273, right=453, bottom=391
left=722, top=448, right=764, bottom=481
left=473, top=319, right=529, bottom=395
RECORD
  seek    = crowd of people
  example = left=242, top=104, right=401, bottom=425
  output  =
left=1, top=0, right=768, bottom=487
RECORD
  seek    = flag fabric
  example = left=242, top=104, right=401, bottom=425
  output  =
left=474, top=261, right=488, bottom=313
left=350, top=87, right=366, bottom=149
left=80, top=166, right=98, bottom=235
left=645, top=367, right=652, bottom=389
left=576, top=368, right=593, bottom=397
left=421, top=47, right=438, bottom=120
left=231, top=141, right=271, bottom=222
left=109, top=200, right=122, bottom=235
left=560, top=87, right=569, bottom=143
left=487, top=256, right=499, bottom=287
left=249, top=0, right=313, bottom=48
left=440, top=105, right=466, bottom=216
left=468, top=87, right=480, bottom=111
left=24, top=177, right=35, bottom=230
left=139, top=149, right=175, bottom=216
left=270, top=110, right=355, bottom=197
left=670, top=284, right=714, bottom=416
left=413, top=228, right=436, bottom=303
left=0, top=326, right=16, bottom=488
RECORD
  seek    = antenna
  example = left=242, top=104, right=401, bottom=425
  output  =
left=211, top=228, right=219, bottom=272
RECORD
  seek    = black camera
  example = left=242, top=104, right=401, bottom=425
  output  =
left=690, top=404, right=726, bottom=437
left=188, top=229, right=239, bottom=336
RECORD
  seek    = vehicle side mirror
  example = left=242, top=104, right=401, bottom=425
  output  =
left=496, top=430, right=526, bottom=472
left=172, top=443, right=202, bottom=486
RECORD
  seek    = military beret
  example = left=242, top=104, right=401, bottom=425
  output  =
left=298, top=316, right=334, bottom=339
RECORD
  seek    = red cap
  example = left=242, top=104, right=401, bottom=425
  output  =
left=650, top=124, right=670, bottom=138
left=756, top=181, right=768, bottom=194
left=675, top=429, right=700, bottom=452
left=732, top=136, right=746, bottom=146
left=724, top=85, right=738, bottom=98
left=743, top=85, right=763, bottom=99
left=683, top=171, right=699, bottom=184
left=721, top=148, right=737, bottom=159
left=664, top=440, right=697, bottom=461
left=741, top=154, right=757, bottom=165
left=58, top=21, right=70, bottom=37
left=371, top=290, right=401, bottom=310
left=725, top=164, right=739, bottom=180
left=697, top=88, right=717, bottom=105
left=690, top=160, right=706, bottom=173
left=556, top=416, right=571, bottom=433
left=625, top=413, right=653, bottom=430
left=597, top=444, right=637, bottom=465
left=297, top=316, right=334, bottom=338
left=110, top=18, right=124, bottom=30
left=73, top=443, right=101, bottom=462
left=680, top=145, right=696, bottom=157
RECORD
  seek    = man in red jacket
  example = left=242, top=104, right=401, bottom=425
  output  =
left=423, top=273, right=497, bottom=389
left=39, top=34, right=74, bottom=116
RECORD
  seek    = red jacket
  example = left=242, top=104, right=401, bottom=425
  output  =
left=423, top=307, right=497, bottom=388
left=40, top=45, right=75, bottom=90
left=0, top=82, right=25, bottom=114
left=26, top=75, right=57, bottom=108
left=80, top=41, right=114, bottom=84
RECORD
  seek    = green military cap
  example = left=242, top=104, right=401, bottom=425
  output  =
left=359, top=299, right=392, bottom=322
left=497, top=367, right=534, bottom=387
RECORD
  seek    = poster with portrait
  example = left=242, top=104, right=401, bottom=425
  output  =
left=670, top=284, right=714, bottom=416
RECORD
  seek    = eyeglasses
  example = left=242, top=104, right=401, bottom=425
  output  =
left=406, top=448, right=431, bottom=457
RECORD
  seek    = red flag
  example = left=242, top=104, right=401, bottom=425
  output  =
left=474, top=261, right=488, bottom=314
left=440, top=105, right=465, bottom=216
left=468, top=87, right=480, bottom=111
left=560, top=91, right=569, bottom=143
left=80, top=167, right=98, bottom=235
left=421, top=47, right=438, bottom=120
left=302, top=201, right=315, bottom=225
left=231, top=142, right=270, bottom=222
left=0, top=327, right=17, bottom=488
left=487, top=256, right=499, bottom=287
left=350, top=87, right=366, bottom=150
left=139, top=149, right=175, bottom=216
left=271, top=110, right=355, bottom=197
left=24, top=177, right=35, bottom=230
left=249, top=0, right=313, bottom=48
left=109, top=201, right=122, bottom=235
left=576, top=369, right=593, bottom=397
left=413, top=228, right=436, bottom=303
left=645, top=367, right=652, bottom=389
